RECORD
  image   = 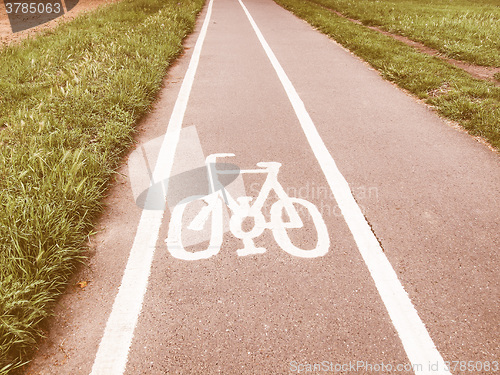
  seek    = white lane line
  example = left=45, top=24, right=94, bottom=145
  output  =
left=89, top=1, right=213, bottom=374
left=237, top=1, right=450, bottom=374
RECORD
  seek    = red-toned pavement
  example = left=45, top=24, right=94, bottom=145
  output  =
left=25, top=0, right=499, bottom=374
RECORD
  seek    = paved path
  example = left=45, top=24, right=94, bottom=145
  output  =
left=26, top=0, right=499, bottom=374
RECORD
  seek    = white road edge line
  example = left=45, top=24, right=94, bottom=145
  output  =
left=237, top=1, right=450, bottom=374
left=89, top=1, right=213, bottom=374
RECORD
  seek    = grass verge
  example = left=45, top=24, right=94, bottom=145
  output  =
left=306, top=0, right=500, bottom=67
left=0, top=0, right=204, bottom=372
left=274, top=0, right=500, bottom=151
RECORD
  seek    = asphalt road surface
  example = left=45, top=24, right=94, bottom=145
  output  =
left=25, top=0, right=499, bottom=374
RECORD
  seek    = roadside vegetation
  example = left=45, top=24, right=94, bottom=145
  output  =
left=0, top=0, right=204, bottom=372
left=274, top=0, right=500, bottom=151
left=306, top=0, right=500, bottom=67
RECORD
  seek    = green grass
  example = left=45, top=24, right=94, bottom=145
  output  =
left=0, top=0, right=205, bottom=372
left=306, top=0, right=500, bottom=67
left=274, top=0, right=500, bottom=151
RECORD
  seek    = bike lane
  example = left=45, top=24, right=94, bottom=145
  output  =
left=124, top=0, right=440, bottom=373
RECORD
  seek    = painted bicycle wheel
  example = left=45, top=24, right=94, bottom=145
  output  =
left=270, top=198, right=329, bottom=258
left=166, top=195, right=223, bottom=260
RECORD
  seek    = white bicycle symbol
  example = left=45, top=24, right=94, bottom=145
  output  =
left=165, top=153, right=330, bottom=260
